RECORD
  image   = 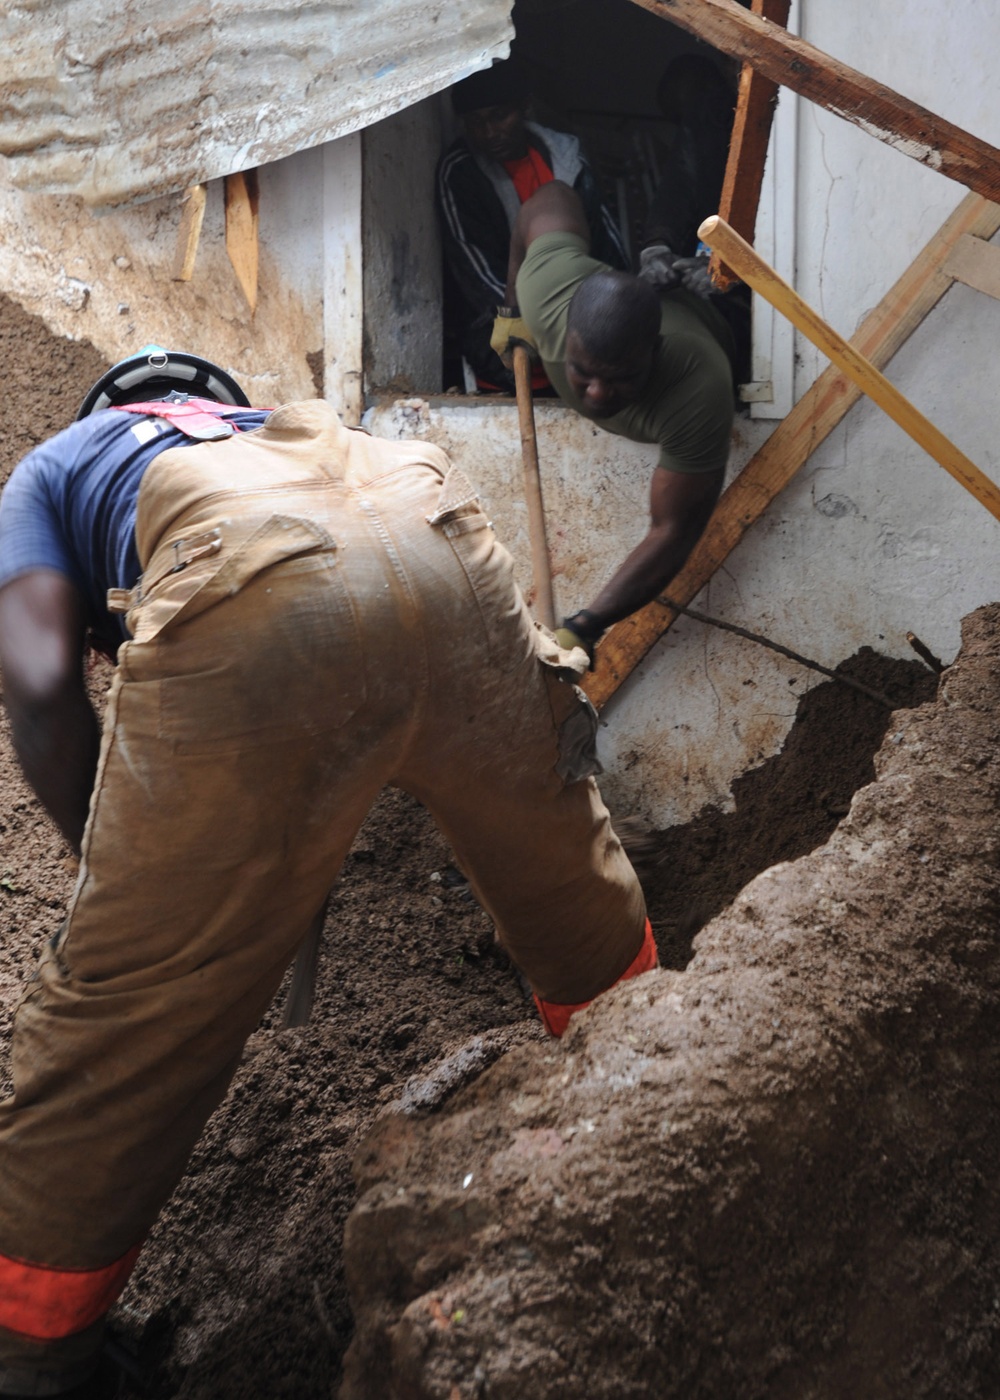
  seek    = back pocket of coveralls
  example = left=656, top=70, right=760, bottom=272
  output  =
left=147, top=548, right=366, bottom=749
left=431, top=492, right=531, bottom=675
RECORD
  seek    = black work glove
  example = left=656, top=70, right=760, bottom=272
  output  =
left=672, top=253, right=715, bottom=298
left=638, top=242, right=683, bottom=290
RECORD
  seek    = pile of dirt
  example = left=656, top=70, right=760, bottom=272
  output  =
left=344, top=604, right=1000, bottom=1400
left=0, top=296, right=951, bottom=1398
left=640, top=648, right=937, bottom=967
left=0, top=292, right=108, bottom=478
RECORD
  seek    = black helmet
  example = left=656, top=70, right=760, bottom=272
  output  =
left=77, top=345, right=251, bottom=419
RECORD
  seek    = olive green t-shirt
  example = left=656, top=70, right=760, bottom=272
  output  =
left=516, top=232, right=734, bottom=474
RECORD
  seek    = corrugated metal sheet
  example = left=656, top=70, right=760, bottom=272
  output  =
left=0, top=0, right=513, bottom=206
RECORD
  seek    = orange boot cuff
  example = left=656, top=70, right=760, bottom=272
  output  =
left=0, top=1243, right=142, bottom=1339
left=534, top=918, right=658, bottom=1038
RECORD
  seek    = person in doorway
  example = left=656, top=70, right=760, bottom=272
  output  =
left=437, top=55, right=628, bottom=395
left=639, top=53, right=751, bottom=384
left=491, top=180, right=735, bottom=660
left=0, top=347, right=654, bottom=1399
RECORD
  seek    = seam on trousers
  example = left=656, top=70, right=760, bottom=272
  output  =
left=431, top=512, right=528, bottom=677
left=355, top=497, right=431, bottom=721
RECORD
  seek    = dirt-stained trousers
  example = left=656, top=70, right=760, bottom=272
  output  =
left=0, top=401, right=650, bottom=1392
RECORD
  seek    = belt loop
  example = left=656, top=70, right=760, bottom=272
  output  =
left=106, top=587, right=136, bottom=615
left=107, top=527, right=224, bottom=615
left=168, top=528, right=223, bottom=573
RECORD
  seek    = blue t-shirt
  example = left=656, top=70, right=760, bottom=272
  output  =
left=0, top=406, right=270, bottom=654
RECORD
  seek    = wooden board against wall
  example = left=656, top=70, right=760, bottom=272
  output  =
left=225, top=170, right=260, bottom=313
left=171, top=184, right=208, bottom=282
left=584, top=193, right=1000, bottom=708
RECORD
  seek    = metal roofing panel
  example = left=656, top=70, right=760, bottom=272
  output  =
left=0, top=0, right=513, bottom=206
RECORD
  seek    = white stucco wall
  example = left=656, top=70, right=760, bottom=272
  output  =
left=0, top=145, right=327, bottom=403
left=777, top=2, right=1000, bottom=669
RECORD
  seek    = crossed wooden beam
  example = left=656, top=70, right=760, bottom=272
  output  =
left=584, top=192, right=1000, bottom=706
left=582, top=0, right=1000, bottom=709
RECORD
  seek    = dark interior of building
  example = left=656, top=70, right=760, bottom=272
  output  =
left=438, top=0, right=742, bottom=391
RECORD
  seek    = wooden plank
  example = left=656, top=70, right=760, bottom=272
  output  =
left=584, top=192, right=1000, bottom=709
left=710, top=0, right=790, bottom=292
left=626, top=0, right=1000, bottom=203
left=942, top=232, right=1000, bottom=301
left=224, top=168, right=260, bottom=313
left=171, top=183, right=207, bottom=282
left=323, top=134, right=364, bottom=426
left=702, top=212, right=1000, bottom=516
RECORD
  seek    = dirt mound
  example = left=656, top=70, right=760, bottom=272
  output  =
left=639, top=647, right=937, bottom=967
left=343, top=604, right=1000, bottom=1400
left=0, top=292, right=107, bottom=486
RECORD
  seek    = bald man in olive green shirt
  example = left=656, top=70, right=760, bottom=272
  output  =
left=493, top=181, right=735, bottom=659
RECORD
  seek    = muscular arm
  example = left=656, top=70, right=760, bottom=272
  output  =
left=574, top=466, right=724, bottom=633
left=0, top=571, right=100, bottom=856
left=505, top=180, right=590, bottom=307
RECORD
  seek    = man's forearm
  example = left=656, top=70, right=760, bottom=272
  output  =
left=583, top=526, right=696, bottom=628
left=562, top=467, right=725, bottom=643
left=9, top=685, right=101, bottom=856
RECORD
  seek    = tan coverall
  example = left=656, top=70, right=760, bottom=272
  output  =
left=0, top=401, right=649, bottom=1394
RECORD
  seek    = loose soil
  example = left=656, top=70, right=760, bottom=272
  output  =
left=346, top=602, right=1000, bottom=1400
left=0, top=297, right=938, bottom=1397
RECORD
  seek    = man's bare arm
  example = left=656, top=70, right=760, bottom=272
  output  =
left=504, top=180, right=591, bottom=307
left=571, top=466, right=724, bottom=634
left=0, top=571, right=100, bottom=855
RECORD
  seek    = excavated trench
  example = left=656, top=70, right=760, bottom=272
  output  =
left=0, top=296, right=994, bottom=1399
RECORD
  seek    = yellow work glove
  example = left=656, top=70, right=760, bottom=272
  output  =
left=490, top=307, right=539, bottom=370
left=555, top=626, right=592, bottom=661
left=554, top=611, right=603, bottom=669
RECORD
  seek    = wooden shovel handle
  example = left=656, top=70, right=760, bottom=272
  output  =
left=512, top=345, right=557, bottom=629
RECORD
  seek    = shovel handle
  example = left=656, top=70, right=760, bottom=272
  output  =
left=512, top=345, right=557, bottom=630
